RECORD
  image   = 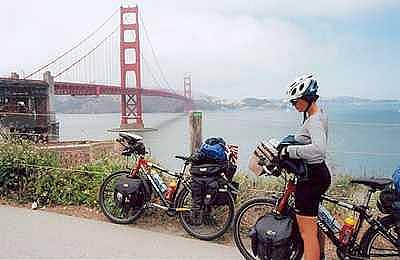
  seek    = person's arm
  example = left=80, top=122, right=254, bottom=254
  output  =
left=286, top=120, right=327, bottom=161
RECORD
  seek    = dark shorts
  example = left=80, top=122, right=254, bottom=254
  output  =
left=295, top=162, right=331, bottom=217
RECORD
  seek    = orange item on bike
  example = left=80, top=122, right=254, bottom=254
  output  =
left=339, top=216, right=356, bottom=245
left=165, top=181, right=177, bottom=201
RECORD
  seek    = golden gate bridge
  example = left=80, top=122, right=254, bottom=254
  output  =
left=21, top=5, right=193, bottom=130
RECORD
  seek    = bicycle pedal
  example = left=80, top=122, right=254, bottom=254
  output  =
left=145, top=202, right=153, bottom=209
left=166, top=210, right=175, bottom=217
left=338, top=253, right=367, bottom=260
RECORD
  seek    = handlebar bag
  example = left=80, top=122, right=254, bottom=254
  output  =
left=279, top=158, right=309, bottom=182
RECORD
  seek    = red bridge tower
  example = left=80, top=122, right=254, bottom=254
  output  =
left=184, top=74, right=193, bottom=111
left=120, top=6, right=143, bottom=128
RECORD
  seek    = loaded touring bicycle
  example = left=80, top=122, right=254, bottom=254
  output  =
left=99, top=132, right=239, bottom=240
left=235, top=138, right=400, bottom=259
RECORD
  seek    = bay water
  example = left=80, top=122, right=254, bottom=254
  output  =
left=57, top=103, right=400, bottom=177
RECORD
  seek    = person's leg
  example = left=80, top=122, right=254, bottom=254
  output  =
left=296, top=214, right=320, bottom=260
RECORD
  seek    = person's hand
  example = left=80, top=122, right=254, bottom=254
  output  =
left=279, top=146, right=290, bottom=160
left=257, top=157, right=267, bottom=166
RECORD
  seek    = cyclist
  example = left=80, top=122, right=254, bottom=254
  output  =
left=281, top=74, right=331, bottom=260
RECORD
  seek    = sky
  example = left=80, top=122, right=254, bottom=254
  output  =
left=1, top=0, right=399, bottom=100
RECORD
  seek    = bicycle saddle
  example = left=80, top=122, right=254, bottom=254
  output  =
left=175, top=155, right=190, bottom=161
left=119, top=132, right=143, bottom=144
left=351, top=177, right=392, bottom=190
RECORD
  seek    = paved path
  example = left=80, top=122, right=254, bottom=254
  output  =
left=0, top=205, right=241, bottom=259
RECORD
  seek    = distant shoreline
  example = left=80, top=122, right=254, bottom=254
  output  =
left=54, top=95, right=400, bottom=114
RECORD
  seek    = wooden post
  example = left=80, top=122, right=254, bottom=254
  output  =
left=189, top=111, right=202, bottom=153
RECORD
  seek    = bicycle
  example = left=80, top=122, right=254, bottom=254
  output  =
left=98, top=132, right=238, bottom=241
left=233, top=166, right=400, bottom=259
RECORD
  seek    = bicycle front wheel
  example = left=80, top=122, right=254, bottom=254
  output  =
left=98, top=170, right=146, bottom=224
left=233, top=197, right=303, bottom=260
left=360, top=215, right=400, bottom=259
left=175, top=187, right=235, bottom=241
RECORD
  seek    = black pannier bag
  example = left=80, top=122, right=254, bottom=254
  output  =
left=378, top=185, right=400, bottom=215
left=213, top=180, right=239, bottom=206
left=114, top=176, right=146, bottom=209
left=190, top=175, right=219, bottom=225
left=190, top=161, right=237, bottom=179
left=190, top=164, right=225, bottom=177
left=220, top=161, right=238, bottom=205
left=189, top=137, right=239, bottom=224
left=250, top=213, right=293, bottom=260
left=190, top=162, right=238, bottom=208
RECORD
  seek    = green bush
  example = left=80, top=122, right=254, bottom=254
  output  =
left=25, top=156, right=130, bottom=207
left=0, top=137, right=130, bottom=207
left=0, top=137, right=59, bottom=196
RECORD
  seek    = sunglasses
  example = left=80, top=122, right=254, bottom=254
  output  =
left=290, top=99, right=298, bottom=106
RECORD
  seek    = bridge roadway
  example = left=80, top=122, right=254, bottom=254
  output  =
left=55, top=82, right=191, bottom=101
left=0, top=205, right=241, bottom=259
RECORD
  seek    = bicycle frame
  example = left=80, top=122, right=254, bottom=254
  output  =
left=274, top=173, right=399, bottom=258
left=129, top=155, right=191, bottom=213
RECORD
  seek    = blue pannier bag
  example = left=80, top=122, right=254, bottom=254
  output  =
left=392, top=166, right=400, bottom=225
left=393, top=166, right=400, bottom=194
left=199, top=137, right=227, bottom=162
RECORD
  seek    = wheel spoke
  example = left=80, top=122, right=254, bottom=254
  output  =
left=103, top=188, right=114, bottom=193
left=365, top=222, right=400, bottom=259
left=232, top=198, right=303, bottom=260
left=177, top=189, right=234, bottom=240
left=99, top=171, right=146, bottom=224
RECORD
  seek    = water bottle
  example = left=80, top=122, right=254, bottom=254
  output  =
left=153, top=172, right=167, bottom=193
left=165, top=180, right=177, bottom=201
left=339, top=216, right=356, bottom=245
left=318, top=205, right=341, bottom=233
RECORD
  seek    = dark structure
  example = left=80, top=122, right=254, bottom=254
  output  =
left=0, top=75, right=59, bottom=142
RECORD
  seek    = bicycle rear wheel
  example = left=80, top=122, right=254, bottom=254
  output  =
left=360, top=215, right=400, bottom=259
left=175, top=187, right=234, bottom=241
left=233, top=197, right=303, bottom=260
left=98, top=170, right=146, bottom=224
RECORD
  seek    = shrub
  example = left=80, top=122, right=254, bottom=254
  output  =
left=0, top=137, right=59, bottom=197
left=0, top=136, right=129, bottom=207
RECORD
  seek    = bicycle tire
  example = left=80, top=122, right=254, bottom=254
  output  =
left=98, top=170, right=146, bottom=224
left=360, top=215, right=400, bottom=259
left=175, top=187, right=235, bottom=241
left=233, top=197, right=303, bottom=260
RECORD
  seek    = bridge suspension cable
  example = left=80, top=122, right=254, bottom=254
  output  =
left=142, top=54, right=163, bottom=88
left=54, top=26, right=119, bottom=79
left=139, top=11, right=174, bottom=92
left=25, top=8, right=119, bottom=79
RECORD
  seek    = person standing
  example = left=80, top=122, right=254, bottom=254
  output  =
left=282, top=74, right=332, bottom=260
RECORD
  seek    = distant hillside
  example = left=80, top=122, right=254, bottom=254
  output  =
left=54, top=95, right=399, bottom=114
left=55, top=96, right=185, bottom=113
left=320, top=96, right=371, bottom=103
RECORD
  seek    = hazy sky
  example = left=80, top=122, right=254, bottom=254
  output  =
left=1, top=0, right=399, bottom=99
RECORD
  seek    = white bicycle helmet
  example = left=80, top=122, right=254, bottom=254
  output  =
left=286, top=74, right=318, bottom=102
